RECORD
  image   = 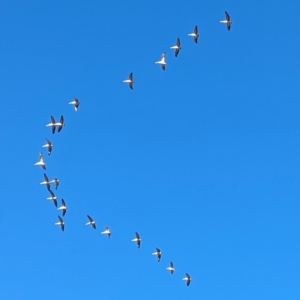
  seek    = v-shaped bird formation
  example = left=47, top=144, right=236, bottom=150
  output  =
left=34, top=11, right=233, bottom=287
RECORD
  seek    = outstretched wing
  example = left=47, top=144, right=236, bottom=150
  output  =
left=225, top=11, right=230, bottom=21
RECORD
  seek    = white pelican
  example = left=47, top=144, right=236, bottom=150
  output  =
left=182, top=273, right=192, bottom=286
left=57, top=116, right=65, bottom=133
left=42, top=138, right=53, bottom=155
left=69, top=97, right=80, bottom=112
left=40, top=173, right=51, bottom=190
left=123, top=73, right=134, bottom=90
left=46, top=116, right=60, bottom=134
left=170, top=38, right=181, bottom=57
left=34, top=153, right=46, bottom=170
left=47, top=190, right=57, bottom=207
left=101, top=226, right=111, bottom=238
left=166, top=261, right=175, bottom=274
left=220, top=11, right=232, bottom=31
left=155, top=52, right=166, bottom=70
left=152, top=247, right=162, bottom=262
left=55, top=215, right=65, bottom=231
left=53, top=178, right=59, bottom=190
left=188, top=26, right=199, bottom=43
left=86, top=215, right=96, bottom=229
left=57, top=199, right=67, bottom=216
left=131, top=232, right=141, bottom=248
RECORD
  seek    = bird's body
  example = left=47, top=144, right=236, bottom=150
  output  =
left=188, top=26, right=199, bottom=43
left=42, top=138, right=53, bottom=155
left=170, top=38, right=181, bottom=57
left=101, top=226, right=111, bottom=238
left=152, top=247, right=162, bottom=262
left=155, top=52, right=166, bottom=70
left=182, top=273, right=192, bottom=286
left=68, top=97, right=80, bottom=111
left=57, top=199, right=67, bottom=216
left=123, top=73, right=134, bottom=90
left=55, top=215, right=65, bottom=231
left=166, top=261, right=175, bottom=274
left=131, top=232, right=142, bottom=248
left=86, top=215, right=96, bottom=229
left=220, top=11, right=232, bottom=30
left=34, top=153, right=46, bottom=170
left=47, top=190, right=58, bottom=207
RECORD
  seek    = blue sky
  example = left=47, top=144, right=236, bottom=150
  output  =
left=1, top=1, right=300, bottom=299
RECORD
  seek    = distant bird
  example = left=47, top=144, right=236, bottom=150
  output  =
left=155, top=52, right=166, bottom=70
left=188, top=26, right=199, bottom=43
left=42, top=138, right=53, bottom=155
left=46, top=116, right=60, bottom=134
left=53, top=178, right=59, bottom=190
left=47, top=190, right=57, bottom=207
left=166, top=261, right=175, bottom=274
left=40, top=173, right=51, bottom=190
left=170, top=38, right=181, bottom=57
left=68, top=97, right=80, bottom=112
left=123, top=73, right=134, bottom=90
left=131, top=232, right=142, bottom=248
left=34, top=153, right=46, bottom=170
left=182, top=273, right=192, bottom=286
left=57, top=116, right=65, bottom=133
left=55, top=215, right=65, bottom=231
left=86, top=215, right=96, bottom=229
left=57, top=199, right=67, bottom=216
left=101, top=226, right=111, bottom=238
left=152, top=248, right=162, bottom=262
left=220, top=11, right=232, bottom=30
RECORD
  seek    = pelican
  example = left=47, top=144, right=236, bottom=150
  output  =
left=46, top=116, right=60, bottom=134
left=53, top=178, right=59, bottom=190
left=57, top=116, right=65, bottom=133
left=170, top=38, right=181, bottom=57
left=152, top=248, right=162, bottom=262
left=86, top=215, right=96, bottom=229
left=101, top=226, right=111, bottom=238
left=40, top=173, right=51, bottom=190
left=166, top=261, right=175, bottom=274
left=155, top=52, right=166, bottom=70
left=182, top=273, right=192, bottom=286
left=123, top=72, right=134, bottom=90
left=57, top=199, right=67, bottom=216
left=42, top=138, right=53, bottom=155
left=55, top=215, right=65, bottom=231
left=69, top=97, right=80, bottom=112
left=188, top=26, right=199, bottom=43
left=220, top=11, right=232, bottom=30
left=34, top=153, right=46, bottom=170
left=131, top=232, right=142, bottom=248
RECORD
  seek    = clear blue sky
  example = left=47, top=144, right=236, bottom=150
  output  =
left=1, top=1, right=300, bottom=299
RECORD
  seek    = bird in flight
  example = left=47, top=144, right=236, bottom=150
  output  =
left=188, top=26, right=199, bottom=43
left=123, top=73, right=134, bottom=90
left=155, top=52, right=166, bottom=70
left=220, top=11, right=232, bottom=30
left=131, top=232, right=142, bottom=248
left=170, top=38, right=181, bottom=57
left=152, top=247, right=162, bottom=262
left=86, top=215, right=96, bottom=229
left=68, top=97, right=80, bottom=112
left=34, top=153, right=46, bottom=170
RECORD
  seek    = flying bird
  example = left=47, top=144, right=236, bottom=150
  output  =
left=101, top=226, right=111, bottom=238
left=46, top=116, right=60, bottom=134
left=170, top=38, right=181, bottom=57
left=131, top=232, right=142, bottom=248
left=68, top=97, right=80, bottom=112
left=55, top=215, right=65, bottom=231
left=152, top=248, right=162, bottom=262
left=86, top=215, right=96, bottom=229
left=188, top=26, right=199, bottom=43
left=42, top=138, right=53, bottom=155
left=155, top=52, right=166, bottom=70
left=57, top=199, right=67, bottom=216
left=57, top=116, right=65, bottom=133
left=166, top=261, right=175, bottom=274
left=40, top=173, right=51, bottom=190
left=182, top=273, right=192, bottom=286
left=220, top=11, right=232, bottom=30
left=53, top=178, right=59, bottom=190
left=34, top=153, right=46, bottom=170
left=47, top=190, right=57, bottom=207
left=123, top=73, right=134, bottom=90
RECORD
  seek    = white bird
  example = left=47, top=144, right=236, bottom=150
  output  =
left=220, top=11, right=232, bottom=31
left=131, top=232, right=142, bottom=248
left=101, top=226, right=111, bottom=238
left=55, top=215, right=65, bottom=231
left=152, top=247, right=162, bottom=262
left=42, top=138, right=53, bottom=155
left=86, top=215, right=96, bottom=229
left=188, top=25, right=199, bottom=43
left=166, top=261, right=175, bottom=274
left=34, top=153, right=46, bottom=170
left=46, top=116, right=61, bottom=134
left=53, top=177, right=59, bottom=190
left=170, top=38, right=181, bottom=57
left=182, top=273, right=192, bottom=286
left=123, top=73, right=134, bottom=90
left=57, top=116, right=65, bottom=133
left=68, top=97, right=80, bottom=111
left=155, top=52, right=166, bottom=70
left=57, top=199, right=67, bottom=216
left=40, top=173, right=51, bottom=190
left=47, top=190, right=57, bottom=207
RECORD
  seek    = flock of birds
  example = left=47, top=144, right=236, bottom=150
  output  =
left=33, top=11, right=232, bottom=287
